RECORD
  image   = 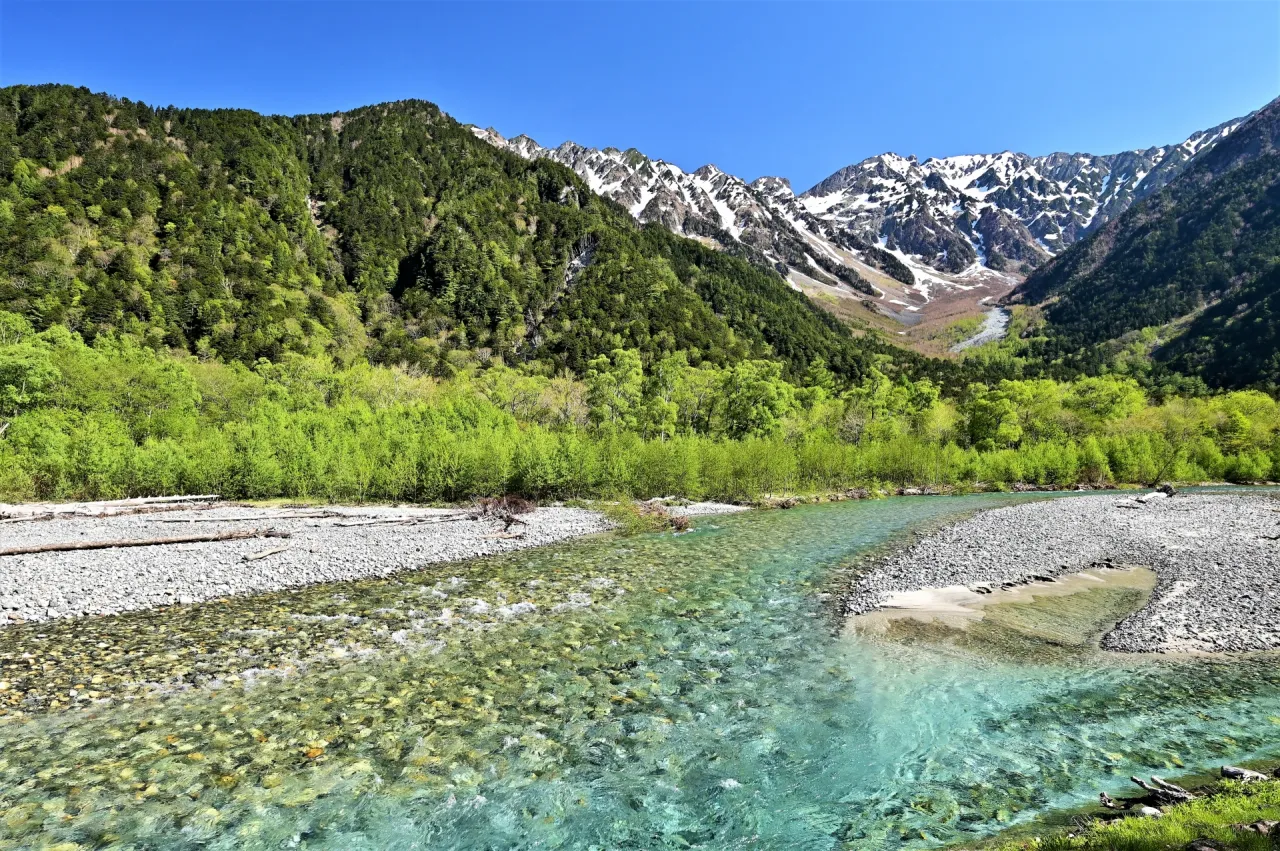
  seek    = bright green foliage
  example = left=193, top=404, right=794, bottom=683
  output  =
left=0, top=341, right=58, bottom=417
left=961, top=384, right=1024, bottom=450
left=1064, top=376, right=1146, bottom=424
left=840, top=367, right=939, bottom=445
left=718, top=359, right=796, bottom=438
left=0, top=325, right=1276, bottom=504
left=981, top=781, right=1280, bottom=851
left=585, top=348, right=644, bottom=430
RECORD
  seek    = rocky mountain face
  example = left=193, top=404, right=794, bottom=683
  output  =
left=470, top=129, right=876, bottom=295
left=801, top=116, right=1244, bottom=274
left=474, top=113, right=1248, bottom=311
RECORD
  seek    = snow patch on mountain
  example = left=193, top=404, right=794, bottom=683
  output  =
left=471, top=109, right=1249, bottom=326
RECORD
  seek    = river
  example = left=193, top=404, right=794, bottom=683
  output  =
left=951, top=308, right=1011, bottom=352
left=1, top=494, right=1277, bottom=850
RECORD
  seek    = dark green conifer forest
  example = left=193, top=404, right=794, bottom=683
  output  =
left=1015, top=95, right=1280, bottom=389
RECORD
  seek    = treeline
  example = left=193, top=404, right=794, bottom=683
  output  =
left=2, top=313, right=1276, bottom=503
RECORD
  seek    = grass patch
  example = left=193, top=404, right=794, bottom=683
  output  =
left=980, top=781, right=1280, bottom=850
left=598, top=501, right=688, bottom=535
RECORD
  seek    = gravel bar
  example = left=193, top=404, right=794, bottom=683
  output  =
left=0, top=504, right=617, bottom=625
left=845, top=493, right=1280, bottom=653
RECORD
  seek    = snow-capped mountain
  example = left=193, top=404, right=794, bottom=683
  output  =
left=471, top=129, right=907, bottom=298
left=472, top=112, right=1248, bottom=320
left=801, top=115, right=1244, bottom=273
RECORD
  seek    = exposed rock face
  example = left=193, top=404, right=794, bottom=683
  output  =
left=475, top=126, right=879, bottom=294
left=799, top=113, right=1245, bottom=274
left=472, top=110, right=1249, bottom=307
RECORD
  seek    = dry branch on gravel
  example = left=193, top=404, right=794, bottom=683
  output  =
left=243, top=546, right=290, bottom=562
left=329, top=513, right=472, bottom=528
left=0, top=528, right=289, bottom=557
left=474, top=496, right=536, bottom=531
left=153, top=510, right=348, bottom=523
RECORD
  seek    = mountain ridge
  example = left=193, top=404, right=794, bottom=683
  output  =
left=473, top=110, right=1252, bottom=329
left=1013, top=94, right=1280, bottom=388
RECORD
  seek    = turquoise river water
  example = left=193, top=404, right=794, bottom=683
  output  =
left=1, top=493, right=1278, bottom=850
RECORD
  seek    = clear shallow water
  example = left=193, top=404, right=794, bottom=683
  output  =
left=1, top=494, right=1279, bottom=850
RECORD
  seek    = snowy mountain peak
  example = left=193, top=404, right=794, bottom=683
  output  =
left=793, top=114, right=1251, bottom=274
left=470, top=107, right=1252, bottom=325
left=751, top=176, right=794, bottom=200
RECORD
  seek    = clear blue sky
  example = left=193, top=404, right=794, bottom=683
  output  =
left=2, top=1, right=1277, bottom=191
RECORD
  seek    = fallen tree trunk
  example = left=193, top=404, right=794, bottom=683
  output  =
left=0, top=495, right=222, bottom=522
left=0, top=528, right=288, bottom=557
left=1130, top=776, right=1196, bottom=806
left=1, top=504, right=220, bottom=523
left=151, top=510, right=345, bottom=523
left=329, top=513, right=472, bottom=528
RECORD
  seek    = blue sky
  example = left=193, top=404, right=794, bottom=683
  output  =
left=2, top=1, right=1276, bottom=191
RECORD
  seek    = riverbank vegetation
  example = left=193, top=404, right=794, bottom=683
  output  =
left=979, top=780, right=1280, bottom=851
left=2, top=310, right=1277, bottom=504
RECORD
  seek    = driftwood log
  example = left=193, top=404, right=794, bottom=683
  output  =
left=0, top=495, right=222, bottom=522
left=153, top=510, right=346, bottom=523
left=0, top=528, right=289, bottom=557
left=1100, top=775, right=1198, bottom=812
left=329, top=513, right=472, bottom=528
left=474, top=496, right=535, bottom=531
left=1131, top=776, right=1196, bottom=806
left=1222, top=765, right=1270, bottom=782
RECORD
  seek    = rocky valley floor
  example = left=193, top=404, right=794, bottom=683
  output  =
left=845, top=492, right=1280, bottom=653
left=0, top=500, right=744, bottom=625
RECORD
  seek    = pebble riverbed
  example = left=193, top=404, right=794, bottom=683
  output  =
left=845, top=492, right=1280, bottom=653
left=0, top=502, right=743, bottom=626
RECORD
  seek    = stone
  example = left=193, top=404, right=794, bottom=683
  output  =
left=1231, top=820, right=1278, bottom=835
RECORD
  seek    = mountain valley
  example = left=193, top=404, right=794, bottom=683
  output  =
left=474, top=111, right=1250, bottom=353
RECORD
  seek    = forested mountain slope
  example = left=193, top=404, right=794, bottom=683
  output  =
left=1015, top=95, right=1280, bottom=388
left=0, top=84, right=912, bottom=382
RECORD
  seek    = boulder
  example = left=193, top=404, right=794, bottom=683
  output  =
left=1230, top=820, right=1278, bottom=835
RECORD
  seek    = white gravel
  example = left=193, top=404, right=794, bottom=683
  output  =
left=845, top=493, right=1280, bottom=653
left=0, top=504, right=613, bottom=625
left=0, top=500, right=753, bottom=626
left=668, top=501, right=750, bottom=517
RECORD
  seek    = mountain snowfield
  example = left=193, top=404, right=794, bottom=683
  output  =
left=472, top=112, right=1248, bottom=328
